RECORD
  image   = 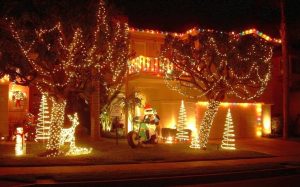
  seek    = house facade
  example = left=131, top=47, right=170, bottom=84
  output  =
left=1, top=27, right=297, bottom=140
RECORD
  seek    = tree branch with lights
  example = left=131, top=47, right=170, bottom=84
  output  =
left=160, top=32, right=273, bottom=149
left=3, top=0, right=129, bottom=156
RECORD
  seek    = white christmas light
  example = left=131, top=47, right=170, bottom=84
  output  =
left=35, top=92, right=51, bottom=142
left=176, top=100, right=189, bottom=141
left=221, top=109, right=236, bottom=150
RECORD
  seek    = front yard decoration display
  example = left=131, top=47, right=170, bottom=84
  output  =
left=15, top=127, right=26, bottom=156
left=176, top=100, right=189, bottom=141
left=60, top=113, right=92, bottom=156
left=35, top=93, right=51, bottom=142
left=221, top=108, right=236, bottom=150
left=160, top=31, right=273, bottom=149
left=127, top=105, right=159, bottom=148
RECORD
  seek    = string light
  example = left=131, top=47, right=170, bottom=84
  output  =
left=60, top=113, right=92, bottom=156
left=221, top=108, right=236, bottom=150
left=190, top=130, right=200, bottom=149
left=176, top=100, right=189, bottom=141
left=8, top=0, right=129, bottom=156
left=159, top=30, right=273, bottom=149
left=35, top=92, right=51, bottom=142
left=199, top=100, right=220, bottom=149
left=46, top=99, right=66, bottom=157
left=256, top=104, right=263, bottom=137
left=129, top=27, right=281, bottom=44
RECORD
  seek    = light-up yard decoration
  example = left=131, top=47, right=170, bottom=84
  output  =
left=190, top=130, right=200, bottom=149
left=15, top=127, right=26, bottom=156
left=221, top=109, right=236, bottom=150
left=60, top=113, right=92, bottom=156
left=176, top=100, right=189, bottom=142
left=35, top=93, right=51, bottom=142
left=160, top=30, right=273, bottom=149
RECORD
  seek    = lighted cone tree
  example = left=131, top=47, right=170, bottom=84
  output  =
left=176, top=100, right=189, bottom=141
left=5, top=0, right=129, bottom=156
left=35, top=92, right=51, bottom=142
left=221, top=108, right=236, bottom=150
left=160, top=32, right=273, bottom=149
left=190, top=130, right=200, bottom=149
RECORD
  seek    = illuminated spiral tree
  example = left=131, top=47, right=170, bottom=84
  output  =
left=176, top=100, right=189, bottom=141
left=221, top=108, right=236, bottom=150
left=160, top=32, right=273, bottom=149
left=6, top=0, right=129, bottom=156
left=35, top=92, right=51, bottom=142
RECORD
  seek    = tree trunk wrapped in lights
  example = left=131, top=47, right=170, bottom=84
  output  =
left=4, top=0, right=129, bottom=156
left=199, top=100, right=220, bottom=149
left=46, top=99, right=66, bottom=156
left=160, top=31, right=273, bottom=149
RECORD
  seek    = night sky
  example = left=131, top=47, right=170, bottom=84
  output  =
left=1, top=0, right=299, bottom=46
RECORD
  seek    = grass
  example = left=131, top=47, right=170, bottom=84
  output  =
left=0, top=137, right=272, bottom=167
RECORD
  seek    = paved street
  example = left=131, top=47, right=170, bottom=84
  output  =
left=1, top=138, right=300, bottom=186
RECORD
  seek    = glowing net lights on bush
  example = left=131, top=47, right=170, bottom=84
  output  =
left=221, top=109, right=236, bottom=150
left=35, top=93, right=51, bottom=142
left=60, top=113, right=92, bottom=156
left=176, top=100, right=189, bottom=141
left=15, top=127, right=26, bottom=156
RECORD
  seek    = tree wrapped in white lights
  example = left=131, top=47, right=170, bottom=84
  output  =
left=176, top=100, right=189, bottom=141
left=35, top=92, right=51, bottom=142
left=160, top=32, right=273, bottom=149
left=7, top=0, right=129, bottom=156
left=221, top=108, right=236, bottom=150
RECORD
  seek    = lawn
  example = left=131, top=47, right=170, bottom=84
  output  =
left=0, top=137, right=272, bottom=166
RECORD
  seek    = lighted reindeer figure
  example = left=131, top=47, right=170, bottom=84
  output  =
left=60, top=113, right=92, bottom=155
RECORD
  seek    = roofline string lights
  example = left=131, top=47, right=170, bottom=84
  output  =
left=129, top=27, right=281, bottom=44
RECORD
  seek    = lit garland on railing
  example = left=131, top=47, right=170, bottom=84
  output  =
left=221, top=108, right=236, bottom=150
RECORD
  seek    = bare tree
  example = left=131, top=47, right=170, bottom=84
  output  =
left=160, top=32, right=273, bottom=149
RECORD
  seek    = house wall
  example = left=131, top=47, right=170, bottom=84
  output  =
left=0, top=84, right=9, bottom=137
left=128, top=30, right=274, bottom=139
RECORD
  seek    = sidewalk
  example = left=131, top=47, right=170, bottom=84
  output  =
left=1, top=138, right=300, bottom=185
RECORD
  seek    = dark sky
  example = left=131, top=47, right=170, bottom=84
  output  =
left=1, top=0, right=299, bottom=44
left=111, top=0, right=300, bottom=42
